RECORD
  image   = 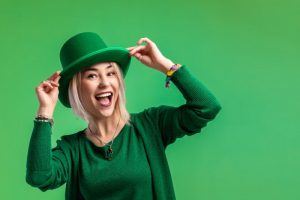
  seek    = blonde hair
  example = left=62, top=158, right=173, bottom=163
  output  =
left=68, top=62, right=130, bottom=124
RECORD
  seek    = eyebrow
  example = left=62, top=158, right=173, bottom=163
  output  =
left=106, top=64, right=113, bottom=69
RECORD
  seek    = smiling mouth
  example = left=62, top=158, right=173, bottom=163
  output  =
left=95, top=92, right=113, bottom=107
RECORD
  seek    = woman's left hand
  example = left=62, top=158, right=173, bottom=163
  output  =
left=127, top=37, right=175, bottom=74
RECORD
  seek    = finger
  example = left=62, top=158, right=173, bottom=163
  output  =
left=132, top=52, right=143, bottom=61
left=48, top=80, right=59, bottom=87
left=129, top=45, right=146, bottom=55
left=50, top=71, right=61, bottom=81
left=49, top=73, right=61, bottom=86
left=132, top=52, right=141, bottom=58
left=36, top=81, right=54, bottom=93
left=53, top=74, right=61, bottom=84
left=126, top=46, right=137, bottom=51
left=43, top=80, right=54, bottom=89
left=137, top=37, right=154, bottom=46
left=47, top=70, right=61, bottom=81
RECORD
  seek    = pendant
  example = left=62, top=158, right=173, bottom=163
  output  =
left=105, top=147, right=113, bottom=161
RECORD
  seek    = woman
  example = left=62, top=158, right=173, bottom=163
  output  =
left=26, top=32, right=221, bottom=200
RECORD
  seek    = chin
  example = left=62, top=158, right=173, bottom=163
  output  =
left=96, top=106, right=116, bottom=118
left=99, top=111, right=114, bottom=118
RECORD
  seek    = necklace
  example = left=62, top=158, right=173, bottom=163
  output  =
left=88, top=117, right=121, bottom=161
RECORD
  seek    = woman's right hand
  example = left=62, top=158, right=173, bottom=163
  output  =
left=35, top=71, right=61, bottom=118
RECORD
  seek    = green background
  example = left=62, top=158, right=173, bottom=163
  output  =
left=1, top=0, right=299, bottom=199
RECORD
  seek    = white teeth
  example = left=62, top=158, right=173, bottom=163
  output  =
left=96, top=92, right=112, bottom=98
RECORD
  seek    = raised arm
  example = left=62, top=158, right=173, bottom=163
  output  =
left=128, top=38, right=221, bottom=147
left=26, top=71, right=70, bottom=190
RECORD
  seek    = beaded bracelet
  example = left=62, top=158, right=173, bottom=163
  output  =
left=34, top=115, right=54, bottom=126
left=165, top=64, right=180, bottom=88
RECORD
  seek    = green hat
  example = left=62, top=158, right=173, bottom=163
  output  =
left=58, top=32, right=131, bottom=108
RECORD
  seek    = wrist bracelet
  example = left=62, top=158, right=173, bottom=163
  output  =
left=165, top=64, right=180, bottom=88
left=34, top=115, right=54, bottom=126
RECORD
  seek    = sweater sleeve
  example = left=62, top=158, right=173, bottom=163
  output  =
left=144, top=65, right=221, bottom=147
left=26, top=121, right=70, bottom=191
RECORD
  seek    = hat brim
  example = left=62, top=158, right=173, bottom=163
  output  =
left=58, top=47, right=131, bottom=107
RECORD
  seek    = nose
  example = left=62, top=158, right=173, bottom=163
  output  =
left=98, top=77, right=110, bottom=87
left=98, top=81, right=110, bottom=87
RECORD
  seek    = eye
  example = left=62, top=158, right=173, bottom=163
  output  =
left=87, top=73, right=98, bottom=79
left=107, top=71, right=116, bottom=76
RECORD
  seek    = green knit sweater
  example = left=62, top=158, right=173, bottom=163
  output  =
left=26, top=65, right=221, bottom=200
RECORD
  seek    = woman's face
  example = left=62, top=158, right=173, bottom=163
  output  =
left=79, top=62, right=120, bottom=119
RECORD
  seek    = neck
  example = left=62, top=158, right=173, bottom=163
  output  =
left=88, top=112, right=123, bottom=138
